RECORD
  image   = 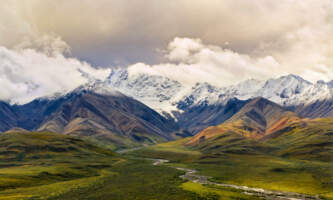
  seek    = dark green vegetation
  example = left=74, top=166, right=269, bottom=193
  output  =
left=48, top=159, right=220, bottom=200
left=0, top=131, right=120, bottom=199
left=130, top=118, right=333, bottom=199
left=0, top=131, right=258, bottom=200
left=264, top=118, right=333, bottom=162
left=0, top=121, right=332, bottom=199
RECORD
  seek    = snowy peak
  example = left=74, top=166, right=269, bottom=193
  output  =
left=226, top=78, right=265, bottom=100
left=176, top=82, right=222, bottom=110
left=15, top=69, right=333, bottom=122
left=102, top=69, right=184, bottom=115
left=256, top=74, right=313, bottom=104
left=104, top=68, right=129, bottom=86
left=97, top=71, right=333, bottom=118
left=261, top=75, right=312, bottom=97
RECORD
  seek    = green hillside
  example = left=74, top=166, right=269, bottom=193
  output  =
left=130, top=118, right=333, bottom=199
left=0, top=118, right=332, bottom=199
left=263, top=118, right=333, bottom=162
left=0, top=131, right=216, bottom=200
left=0, top=131, right=119, bottom=199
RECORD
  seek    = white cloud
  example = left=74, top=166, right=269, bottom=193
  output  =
left=1, top=0, right=333, bottom=102
left=2, top=0, right=333, bottom=69
left=128, top=36, right=333, bottom=86
left=14, top=33, right=71, bottom=56
left=0, top=46, right=110, bottom=104
left=128, top=38, right=280, bottom=87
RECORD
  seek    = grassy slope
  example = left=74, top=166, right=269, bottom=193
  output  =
left=49, top=159, right=206, bottom=200
left=0, top=131, right=121, bottom=199
left=131, top=132, right=333, bottom=199
left=1, top=116, right=333, bottom=200
left=263, top=118, right=333, bottom=162
left=0, top=132, right=218, bottom=200
left=181, top=182, right=261, bottom=200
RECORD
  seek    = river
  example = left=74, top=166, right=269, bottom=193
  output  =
left=152, top=159, right=321, bottom=200
left=116, top=149, right=321, bottom=200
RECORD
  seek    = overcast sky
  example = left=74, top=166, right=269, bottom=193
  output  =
left=1, top=0, right=333, bottom=103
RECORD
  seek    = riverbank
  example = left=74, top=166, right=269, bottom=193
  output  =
left=152, top=158, right=321, bottom=200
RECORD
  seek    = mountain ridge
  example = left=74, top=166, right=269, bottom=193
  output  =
left=1, top=71, right=333, bottom=139
left=0, top=90, right=180, bottom=149
left=99, top=70, right=333, bottom=120
left=187, top=97, right=301, bottom=145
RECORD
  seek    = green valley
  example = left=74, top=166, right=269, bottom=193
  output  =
left=129, top=119, right=333, bottom=199
left=1, top=99, right=333, bottom=199
left=0, top=131, right=240, bottom=200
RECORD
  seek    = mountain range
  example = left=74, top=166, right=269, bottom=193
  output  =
left=100, top=69, right=332, bottom=113
left=100, top=69, right=333, bottom=119
left=0, top=90, right=181, bottom=149
left=1, top=70, right=333, bottom=149
left=94, top=69, right=333, bottom=134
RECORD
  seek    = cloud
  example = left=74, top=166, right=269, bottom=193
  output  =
left=14, top=33, right=71, bottom=56
left=128, top=38, right=280, bottom=87
left=128, top=37, right=333, bottom=87
left=1, top=0, right=333, bottom=96
left=0, top=46, right=110, bottom=104
left=2, top=35, right=331, bottom=105
left=2, top=0, right=333, bottom=70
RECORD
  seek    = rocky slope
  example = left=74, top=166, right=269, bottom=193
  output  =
left=0, top=90, right=179, bottom=149
left=187, top=97, right=300, bottom=145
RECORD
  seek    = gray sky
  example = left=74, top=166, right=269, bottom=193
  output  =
left=1, top=0, right=333, bottom=103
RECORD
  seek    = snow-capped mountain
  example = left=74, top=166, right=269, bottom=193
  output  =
left=100, top=69, right=185, bottom=117
left=176, top=82, right=224, bottom=110
left=2, top=68, right=333, bottom=136
left=228, top=75, right=326, bottom=106
left=96, top=69, right=333, bottom=120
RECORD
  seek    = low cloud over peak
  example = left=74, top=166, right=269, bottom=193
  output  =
left=1, top=36, right=333, bottom=104
left=1, top=0, right=333, bottom=103
left=0, top=46, right=110, bottom=104
left=128, top=37, right=331, bottom=87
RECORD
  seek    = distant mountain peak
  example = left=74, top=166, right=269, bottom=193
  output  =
left=9, top=72, right=332, bottom=134
left=279, top=74, right=310, bottom=82
left=105, top=68, right=129, bottom=86
left=93, top=72, right=333, bottom=121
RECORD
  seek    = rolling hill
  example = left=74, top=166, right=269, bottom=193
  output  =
left=0, top=131, right=115, bottom=161
left=0, top=131, right=120, bottom=197
left=262, top=118, right=333, bottom=162
left=0, top=131, right=211, bottom=200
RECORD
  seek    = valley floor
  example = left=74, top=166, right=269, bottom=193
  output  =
left=0, top=156, right=258, bottom=200
left=128, top=140, right=333, bottom=200
left=0, top=135, right=331, bottom=200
